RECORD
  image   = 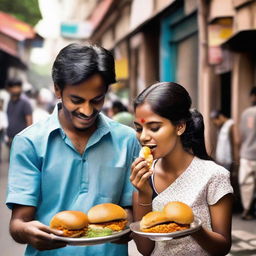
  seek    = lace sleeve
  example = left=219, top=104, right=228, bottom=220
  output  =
left=207, top=168, right=234, bottom=205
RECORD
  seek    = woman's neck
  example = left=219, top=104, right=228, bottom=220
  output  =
left=160, top=149, right=194, bottom=176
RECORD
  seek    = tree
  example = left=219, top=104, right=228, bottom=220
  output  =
left=0, top=0, right=41, bottom=26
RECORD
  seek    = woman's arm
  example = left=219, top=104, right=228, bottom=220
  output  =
left=130, top=157, right=155, bottom=256
left=10, top=204, right=67, bottom=251
left=132, top=192, right=155, bottom=256
left=191, top=194, right=233, bottom=256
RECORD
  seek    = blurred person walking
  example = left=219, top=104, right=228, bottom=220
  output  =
left=32, top=89, right=50, bottom=123
left=111, top=100, right=134, bottom=127
left=210, top=110, right=235, bottom=171
left=238, top=86, right=256, bottom=220
left=0, top=98, right=8, bottom=162
left=6, top=79, right=33, bottom=148
left=211, top=110, right=242, bottom=212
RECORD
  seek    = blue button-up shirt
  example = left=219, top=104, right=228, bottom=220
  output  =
left=6, top=104, right=140, bottom=256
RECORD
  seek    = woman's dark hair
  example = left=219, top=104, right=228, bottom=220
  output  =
left=52, top=43, right=116, bottom=91
left=134, top=82, right=211, bottom=160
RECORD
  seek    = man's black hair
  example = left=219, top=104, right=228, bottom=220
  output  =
left=52, top=43, right=116, bottom=91
left=6, top=79, right=22, bottom=88
left=250, top=86, right=256, bottom=96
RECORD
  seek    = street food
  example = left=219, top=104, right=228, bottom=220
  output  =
left=87, top=203, right=128, bottom=237
left=140, top=201, right=194, bottom=233
left=50, top=210, right=89, bottom=237
left=139, top=146, right=153, bottom=168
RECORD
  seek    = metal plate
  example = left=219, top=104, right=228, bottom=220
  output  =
left=129, top=218, right=202, bottom=241
left=52, top=228, right=130, bottom=246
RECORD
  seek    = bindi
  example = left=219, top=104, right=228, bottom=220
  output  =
left=140, top=118, right=146, bottom=123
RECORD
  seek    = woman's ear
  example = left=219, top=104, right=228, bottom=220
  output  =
left=54, top=84, right=61, bottom=99
left=176, top=122, right=186, bottom=136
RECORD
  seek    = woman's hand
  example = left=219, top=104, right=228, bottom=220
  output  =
left=130, top=157, right=153, bottom=194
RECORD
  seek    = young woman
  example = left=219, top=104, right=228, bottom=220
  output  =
left=130, top=82, right=233, bottom=256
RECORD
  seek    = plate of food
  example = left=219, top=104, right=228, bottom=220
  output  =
left=51, top=203, right=130, bottom=246
left=130, top=201, right=202, bottom=241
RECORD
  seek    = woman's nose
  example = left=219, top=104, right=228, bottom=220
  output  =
left=140, top=129, right=151, bottom=143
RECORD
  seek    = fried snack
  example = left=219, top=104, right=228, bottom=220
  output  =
left=87, top=203, right=128, bottom=237
left=141, top=222, right=190, bottom=233
left=139, top=146, right=153, bottom=168
left=50, top=210, right=89, bottom=237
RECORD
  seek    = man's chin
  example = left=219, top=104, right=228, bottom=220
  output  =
left=73, top=124, right=93, bottom=131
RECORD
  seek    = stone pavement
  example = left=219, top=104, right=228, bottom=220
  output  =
left=0, top=144, right=255, bottom=256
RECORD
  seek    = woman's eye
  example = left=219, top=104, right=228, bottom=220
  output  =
left=151, top=127, right=160, bottom=132
left=134, top=127, right=142, bottom=132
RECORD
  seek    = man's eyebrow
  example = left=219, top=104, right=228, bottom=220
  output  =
left=70, top=94, right=105, bottom=100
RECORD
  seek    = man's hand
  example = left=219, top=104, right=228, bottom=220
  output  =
left=10, top=205, right=67, bottom=251
left=20, top=220, right=67, bottom=250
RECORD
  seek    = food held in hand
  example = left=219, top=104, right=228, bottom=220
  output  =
left=139, top=146, right=153, bottom=168
left=87, top=203, right=128, bottom=237
left=50, top=210, right=89, bottom=237
left=140, top=201, right=194, bottom=233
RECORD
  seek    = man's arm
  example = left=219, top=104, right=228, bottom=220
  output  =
left=10, top=204, right=66, bottom=251
left=25, top=114, right=33, bottom=126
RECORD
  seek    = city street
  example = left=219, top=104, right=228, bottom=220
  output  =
left=0, top=145, right=256, bottom=256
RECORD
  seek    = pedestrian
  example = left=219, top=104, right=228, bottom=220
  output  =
left=210, top=110, right=235, bottom=170
left=111, top=100, right=134, bottom=127
left=130, top=82, right=233, bottom=255
left=0, top=98, right=8, bottom=162
left=6, top=44, right=140, bottom=256
left=6, top=79, right=33, bottom=148
left=238, top=86, right=256, bottom=220
left=210, top=110, right=242, bottom=212
left=32, top=89, right=50, bottom=123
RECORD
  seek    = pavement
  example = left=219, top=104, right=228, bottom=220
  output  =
left=0, top=144, right=255, bottom=256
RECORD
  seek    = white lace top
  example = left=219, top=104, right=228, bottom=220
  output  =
left=151, top=157, right=233, bottom=256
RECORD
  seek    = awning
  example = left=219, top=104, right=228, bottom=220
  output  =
left=221, top=29, right=256, bottom=52
left=0, top=12, right=35, bottom=41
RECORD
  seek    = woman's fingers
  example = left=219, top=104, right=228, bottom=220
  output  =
left=131, top=157, right=144, bottom=170
left=136, top=170, right=153, bottom=189
left=130, top=160, right=148, bottom=180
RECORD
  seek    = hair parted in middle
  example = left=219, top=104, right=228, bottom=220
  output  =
left=134, top=81, right=211, bottom=160
left=52, top=43, right=116, bottom=91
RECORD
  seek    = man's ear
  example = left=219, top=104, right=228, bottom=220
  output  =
left=54, top=84, right=61, bottom=99
left=176, top=122, right=186, bottom=136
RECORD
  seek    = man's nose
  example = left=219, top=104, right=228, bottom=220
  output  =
left=79, top=102, right=94, bottom=117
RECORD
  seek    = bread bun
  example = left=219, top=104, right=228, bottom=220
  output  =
left=139, top=146, right=153, bottom=168
left=140, top=211, right=169, bottom=230
left=50, top=210, right=89, bottom=230
left=88, top=203, right=127, bottom=223
left=163, top=201, right=194, bottom=224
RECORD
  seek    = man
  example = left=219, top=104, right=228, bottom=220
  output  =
left=238, top=87, right=256, bottom=220
left=111, top=100, right=134, bottom=127
left=6, top=44, right=140, bottom=255
left=6, top=79, right=33, bottom=147
left=0, top=98, right=8, bottom=162
left=210, top=110, right=235, bottom=170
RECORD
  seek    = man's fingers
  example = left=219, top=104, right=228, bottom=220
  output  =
left=36, top=222, right=64, bottom=236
